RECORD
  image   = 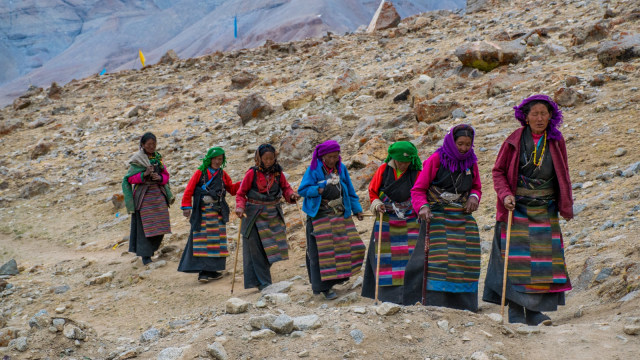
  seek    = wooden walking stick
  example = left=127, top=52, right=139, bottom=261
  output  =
left=231, top=218, right=243, bottom=294
left=500, top=210, right=514, bottom=324
left=374, top=212, right=384, bottom=305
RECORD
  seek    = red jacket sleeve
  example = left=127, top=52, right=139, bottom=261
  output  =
left=492, top=141, right=515, bottom=203
left=235, top=169, right=255, bottom=210
left=181, top=169, right=203, bottom=209
left=410, top=153, right=440, bottom=213
left=223, top=170, right=241, bottom=196
left=128, top=172, right=144, bottom=184
left=368, top=163, right=387, bottom=204
left=279, top=172, right=296, bottom=203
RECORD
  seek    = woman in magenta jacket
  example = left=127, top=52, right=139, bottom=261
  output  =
left=483, top=94, right=573, bottom=325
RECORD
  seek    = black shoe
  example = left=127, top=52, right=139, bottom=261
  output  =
left=198, top=272, right=209, bottom=283
left=322, top=290, right=338, bottom=300
left=526, top=310, right=552, bottom=326
left=142, top=256, right=153, bottom=265
left=208, top=271, right=223, bottom=280
left=508, top=302, right=526, bottom=324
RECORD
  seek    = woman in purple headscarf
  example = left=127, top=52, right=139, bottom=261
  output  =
left=483, top=94, right=573, bottom=325
left=298, top=140, right=366, bottom=300
left=410, top=124, right=482, bottom=312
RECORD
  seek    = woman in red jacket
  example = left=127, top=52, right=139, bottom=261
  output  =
left=179, top=147, right=240, bottom=282
left=483, top=94, right=573, bottom=325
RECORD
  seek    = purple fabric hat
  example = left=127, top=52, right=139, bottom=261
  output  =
left=435, top=124, right=477, bottom=173
left=514, top=94, right=563, bottom=141
left=311, top=140, right=342, bottom=173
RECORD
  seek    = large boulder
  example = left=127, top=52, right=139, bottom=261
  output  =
left=231, top=71, right=258, bottom=89
left=570, top=20, right=612, bottom=46
left=597, top=32, right=640, bottom=67
left=237, top=93, right=274, bottom=125
left=366, top=1, right=401, bottom=32
left=414, top=96, right=461, bottom=123
left=454, top=40, right=526, bottom=72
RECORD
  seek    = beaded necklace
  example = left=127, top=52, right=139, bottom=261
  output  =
left=532, top=131, right=547, bottom=167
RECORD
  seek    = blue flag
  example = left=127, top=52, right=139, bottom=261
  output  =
left=99, top=68, right=106, bottom=76
left=234, top=15, right=238, bottom=38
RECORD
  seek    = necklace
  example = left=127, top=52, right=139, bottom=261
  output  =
left=532, top=131, right=547, bottom=167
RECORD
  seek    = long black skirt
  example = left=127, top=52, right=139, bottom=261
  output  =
left=482, top=221, right=565, bottom=312
left=177, top=235, right=226, bottom=273
left=361, top=225, right=424, bottom=305
left=305, top=217, right=348, bottom=293
left=242, top=223, right=273, bottom=289
left=129, top=211, right=163, bottom=257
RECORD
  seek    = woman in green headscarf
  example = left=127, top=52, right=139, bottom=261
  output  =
left=178, top=147, right=241, bottom=282
left=361, top=141, right=423, bottom=305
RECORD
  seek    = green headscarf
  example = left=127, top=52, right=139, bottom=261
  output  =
left=384, top=141, right=422, bottom=170
left=199, top=147, right=226, bottom=171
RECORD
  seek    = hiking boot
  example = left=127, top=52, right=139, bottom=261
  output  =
left=198, top=272, right=209, bottom=283
left=526, top=310, right=552, bottom=326
left=322, top=289, right=338, bottom=300
left=208, top=271, right=223, bottom=280
left=142, top=256, right=153, bottom=265
left=508, top=302, right=526, bottom=324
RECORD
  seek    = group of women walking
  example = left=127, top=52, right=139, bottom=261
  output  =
left=122, top=94, right=573, bottom=325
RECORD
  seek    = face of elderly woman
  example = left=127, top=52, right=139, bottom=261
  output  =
left=527, top=103, right=551, bottom=135
left=210, top=155, right=224, bottom=170
left=396, top=161, right=411, bottom=173
left=322, top=152, right=340, bottom=169
left=142, top=138, right=157, bottom=155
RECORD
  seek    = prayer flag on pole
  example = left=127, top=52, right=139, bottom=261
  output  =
left=99, top=68, right=106, bottom=76
left=234, top=15, right=238, bottom=39
left=139, top=49, right=146, bottom=68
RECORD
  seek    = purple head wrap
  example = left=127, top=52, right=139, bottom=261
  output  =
left=435, top=124, right=478, bottom=173
left=310, top=140, right=342, bottom=173
left=513, top=94, right=563, bottom=141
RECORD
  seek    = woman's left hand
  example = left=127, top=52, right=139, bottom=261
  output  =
left=289, top=193, right=299, bottom=202
left=355, top=213, right=364, bottom=221
left=465, top=196, right=479, bottom=213
left=151, top=173, right=162, bottom=182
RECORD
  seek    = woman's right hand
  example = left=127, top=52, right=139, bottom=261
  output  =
left=503, top=195, right=516, bottom=211
left=235, top=208, right=245, bottom=218
left=143, top=166, right=153, bottom=177
left=376, top=203, right=385, bottom=214
left=418, top=206, right=432, bottom=222
left=182, top=209, right=191, bottom=218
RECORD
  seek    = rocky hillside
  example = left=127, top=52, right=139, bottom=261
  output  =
left=0, top=0, right=464, bottom=107
left=1, top=0, right=640, bottom=359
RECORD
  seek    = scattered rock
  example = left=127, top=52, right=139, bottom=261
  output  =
left=237, top=93, right=274, bottom=125
left=86, top=271, right=115, bottom=285
left=264, top=293, right=291, bottom=306
left=231, top=71, right=258, bottom=90
left=614, top=148, right=627, bottom=157
left=9, top=336, right=28, bottom=352
left=13, top=98, right=31, bottom=110
left=158, top=347, right=184, bottom=360
left=29, top=309, right=51, bottom=329
left=0, top=327, right=20, bottom=347
left=20, top=177, right=52, bottom=199
left=261, top=281, right=293, bottom=295
left=352, top=307, right=367, bottom=314
left=282, top=91, right=316, bottom=110
left=158, top=50, right=180, bottom=65
left=570, top=20, right=611, bottom=45
left=63, top=324, right=87, bottom=340
left=452, top=108, right=466, bottom=119
left=516, top=326, right=540, bottom=335
left=250, top=314, right=277, bottom=330
left=112, top=194, right=126, bottom=209
left=375, top=302, right=401, bottom=316
left=486, top=313, right=503, bottom=323
left=554, top=87, right=583, bottom=107
left=437, top=319, right=449, bottom=331
left=271, top=314, right=294, bottom=334
left=414, top=96, right=461, bottom=123
left=226, top=297, right=250, bottom=314
left=336, top=292, right=359, bottom=306
left=598, top=33, right=640, bottom=67
left=393, top=89, right=410, bottom=103
left=471, top=351, right=489, bottom=360
left=331, top=69, right=362, bottom=99
left=207, top=342, right=228, bottom=360
left=250, top=329, right=276, bottom=340
left=454, top=40, right=526, bottom=72
left=350, top=329, right=365, bottom=344
left=140, top=327, right=160, bottom=343
left=351, top=276, right=363, bottom=289
left=293, top=315, right=322, bottom=331
left=31, top=141, right=53, bottom=159
left=367, top=1, right=401, bottom=32
left=621, top=162, right=640, bottom=178
left=624, top=325, right=640, bottom=335
left=0, top=259, right=19, bottom=275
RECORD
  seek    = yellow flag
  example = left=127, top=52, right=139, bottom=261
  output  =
left=139, top=49, right=146, bottom=68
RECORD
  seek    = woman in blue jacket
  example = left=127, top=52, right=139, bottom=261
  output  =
left=298, top=140, right=366, bottom=299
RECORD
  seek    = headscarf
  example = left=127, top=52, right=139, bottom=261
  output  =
left=254, top=143, right=282, bottom=174
left=384, top=141, right=422, bottom=170
left=310, top=140, right=342, bottom=174
left=435, top=124, right=477, bottom=173
left=513, top=94, right=563, bottom=141
left=199, top=147, right=226, bottom=171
